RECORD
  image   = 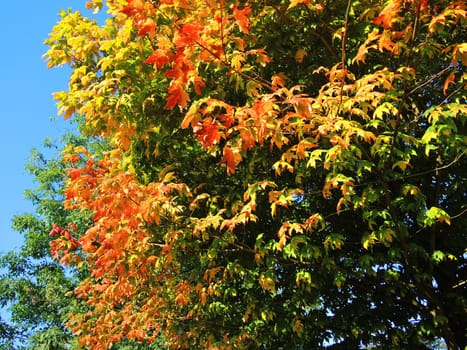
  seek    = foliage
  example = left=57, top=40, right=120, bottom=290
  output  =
left=0, top=126, right=158, bottom=349
left=0, top=133, right=90, bottom=349
left=44, top=0, right=466, bottom=349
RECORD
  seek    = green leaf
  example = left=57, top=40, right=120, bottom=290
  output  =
left=432, top=250, right=445, bottom=263
left=419, top=207, right=451, bottom=227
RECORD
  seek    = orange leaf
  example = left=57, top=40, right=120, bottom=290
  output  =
left=373, top=0, right=401, bottom=29
left=221, top=146, right=242, bottom=174
left=192, top=74, right=206, bottom=95
left=138, top=18, right=156, bottom=37
left=121, top=0, right=144, bottom=17
left=271, top=75, right=285, bottom=90
left=176, top=23, right=203, bottom=46
left=146, top=49, right=170, bottom=69
left=165, top=81, right=190, bottom=109
left=232, top=5, right=251, bottom=33
left=193, top=118, right=221, bottom=147
left=443, top=72, right=455, bottom=95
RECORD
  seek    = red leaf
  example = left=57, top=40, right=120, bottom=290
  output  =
left=49, top=223, right=62, bottom=237
left=121, top=0, right=144, bottom=16
left=146, top=49, right=170, bottom=69
left=176, top=23, right=203, bottom=47
left=221, top=146, right=242, bottom=174
left=137, top=18, right=156, bottom=38
left=165, top=81, right=190, bottom=109
left=193, top=118, right=220, bottom=147
left=192, top=75, right=206, bottom=95
left=420, top=0, right=429, bottom=11
left=232, top=5, right=251, bottom=33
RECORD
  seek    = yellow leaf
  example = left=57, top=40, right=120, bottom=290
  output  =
left=259, top=273, right=276, bottom=292
left=73, top=146, right=88, bottom=154
left=452, top=43, right=467, bottom=66
left=292, top=318, right=304, bottom=336
left=288, top=0, right=310, bottom=9
left=392, top=160, right=411, bottom=172
left=362, top=232, right=377, bottom=250
left=272, top=160, right=294, bottom=176
left=295, top=48, right=307, bottom=63
left=230, top=52, right=246, bottom=71
left=189, top=193, right=210, bottom=211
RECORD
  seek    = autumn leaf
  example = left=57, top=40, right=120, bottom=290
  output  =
left=452, top=43, right=467, bottom=66
left=221, top=146, right=242, bottom=174
left=193, top=118, right=221, bottom=147
left=165, top=81, right=190, bottom=109
left=145, top=49, right=170, bottom=69
left=138, top=17, right=156, bottom=37
left=288, top=0, right=310, bottom=10
left=121, top=0, right=144, bottom=17
left=176, top=23, right=203, bottom=46
left=373, top=0, right=401, bottom=29
left=442, top=72, right=455, bottom=95
left=232, top=5, right=251, bottom=33
left=295, top=48, right=307, bottom=63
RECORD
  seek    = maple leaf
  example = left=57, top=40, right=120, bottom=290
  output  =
left=146, top=49, right=171, bottom=70
left=49, top=223, right=62, bottom=237
left=191, top=74, right=206, bottom=95
left=121, top=0, right=144, bottom=17
left=137, top=17, right=156, bottom=38
left=442, top=72, right=455, bottom=95
left=295, top=48, right=307, bottom=63
left=221, top=146, right=242, bottom=174
left=176, top=23, right=203, bottom=47
left=452, top=43, right=467, bottom=66
left=288, top=0, right=310, bottom=10
left=373, top=0, right=401, bottom=29
left=232, top=5, right=251, bottom=33
left=271, top=75, right=285, bottom=90
left=377, top=32, right=397, bottom=53
left=193, top=118, right=221, bottom=147
left=165, top=81, right=190, bottom=109
left=420, top=0, right=429, bottom=11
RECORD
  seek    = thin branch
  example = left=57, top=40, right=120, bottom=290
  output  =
left=450, top=208, right=467, bottom=221
left=452, top=279, right=467, bottom=289
left=341, top=0, right=352, bottom=72
left=211, top=234, right=256, bottom=255
left=301, top=150, right=465, bottom=198
left=403, top=150, right=465, bottom=179
left=219, top=0, right=228, bottom=63
left=336, top=0, right=353, bottom=117
left=407, top=65, right=452, bottom=96
left=438, top=83, right=465, bottom=106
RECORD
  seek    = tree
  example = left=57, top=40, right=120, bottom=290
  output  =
left=45, top=0, right=466, bottom=349
left=0, top=125, right=161, bottom=350
left=0, top=133, right=88, bottom=349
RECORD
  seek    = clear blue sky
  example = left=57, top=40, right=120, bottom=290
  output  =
left=0, top=1, right=91, bottom=254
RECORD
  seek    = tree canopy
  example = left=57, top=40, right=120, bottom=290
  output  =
left=0, top=126, right=161, bottom=349
left=0, top=133, right=89, bottom=349
left=39, top=0, right=467, bottom=348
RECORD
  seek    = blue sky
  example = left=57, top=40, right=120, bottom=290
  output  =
left=0, top=1, right=90, bottom=255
